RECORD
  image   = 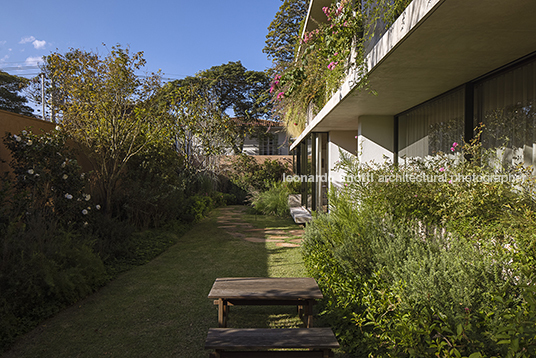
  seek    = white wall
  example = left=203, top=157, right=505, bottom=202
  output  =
left=328, top=130, right=358, bottom=187
left=357, top=115, right=394, bottom=164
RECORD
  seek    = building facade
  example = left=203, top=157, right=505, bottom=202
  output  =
left=291, top=0, right=536, bottom=212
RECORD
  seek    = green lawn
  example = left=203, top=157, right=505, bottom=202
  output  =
left=1, top=206, right=309, bottom=358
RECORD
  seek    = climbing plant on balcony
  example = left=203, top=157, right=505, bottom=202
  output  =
left=269, top=0, right=411, bottom=138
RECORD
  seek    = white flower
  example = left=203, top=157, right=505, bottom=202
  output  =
left=84, top=194, right=91, bottom=201
left=83, top=222, right=89, bottom=227
left=55, top=125, right=61, bottom=131
left=82, top=209, right=88, bottom=215
left=14, top=135, right=21, bottom=142
left=95, top=205, right=101, bottom=210
left=80, top=173, right=85, bottom=179
left=61, top=162, right=66, bottom=168
left=65, top=193, right=73, bottom=200
left=22, top=130, right=27, bottom=135
left=26, top=140, right=32, bottom=146
left=62, top=174, right=68, bottom=180
left=27, top=169, right=34, bottom=175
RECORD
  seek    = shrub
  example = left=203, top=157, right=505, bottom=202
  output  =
left=4, top=129, right=98, bottom=226
left=250, top=182, right=291, bottom=217
left=229, top=154, right=291, bottom=193
left=302, top=137, right=536, bottom=357
left=0, top=129, right=109, bottom=351
left=184, top=194, right=214, bottom=223
left=0, top=216, right=107, bottom=351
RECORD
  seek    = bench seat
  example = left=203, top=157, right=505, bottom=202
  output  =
left=205, top=328, right=339, bottom=358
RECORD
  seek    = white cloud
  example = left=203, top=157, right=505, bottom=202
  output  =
left=0, top=40, right=6, bottom=46
left=25, top=56, right=44, bottom=66
left=19, top=36, right=36, bottom=44
left=32, top=39, right=46, bottom=49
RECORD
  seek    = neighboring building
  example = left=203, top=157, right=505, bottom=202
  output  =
left=237, top=119, right=290, bottom=156
left=291, top=0, right=536, bottom=212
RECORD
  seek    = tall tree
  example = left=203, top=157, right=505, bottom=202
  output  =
left=196, top=61, right=272, bottom=120
left=263, top=0, right=309, bottom=66
left=36, top=45, right=167, bottom=214
left=168, top=61, right=272, bottom=154
left=0, top=70, right=34, bottom=116
left=160, top=77, right=235, bottom=170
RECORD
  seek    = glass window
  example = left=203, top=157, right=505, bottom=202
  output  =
left=398, top=87, right=465, bottom=158
left=475, top=58, right=536, bottom=167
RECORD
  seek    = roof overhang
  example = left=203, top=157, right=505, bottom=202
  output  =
left=291, top=0, right=536, bottom=150
left=301, top=0, right=332, bottom=36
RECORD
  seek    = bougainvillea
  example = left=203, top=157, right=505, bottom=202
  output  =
left=271, top=0, right=411, bottom=138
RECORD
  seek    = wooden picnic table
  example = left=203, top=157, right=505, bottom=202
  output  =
left=207, top=277, right=323, bottom=328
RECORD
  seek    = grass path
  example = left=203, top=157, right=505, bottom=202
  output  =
left=1, top=206, right=308, bottom=358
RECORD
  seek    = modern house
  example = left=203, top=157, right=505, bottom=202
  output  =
left=291, top=0, right=536, bottom=213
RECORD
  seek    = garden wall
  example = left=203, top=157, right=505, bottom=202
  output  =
left=0, top=110, right=55, bottom=174
left=0, top=110, right=92, bottom=174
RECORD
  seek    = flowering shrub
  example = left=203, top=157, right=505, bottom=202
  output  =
left=302, top=138, right=536, bottom=357
left=271, top=0, right=363, bottom=137
left=271, top=0, right=411, bottom=137
left=4, top=128, right=99, bottom=226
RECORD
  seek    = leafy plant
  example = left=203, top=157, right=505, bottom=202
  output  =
left=228, top=154, right=291, bottom=194
left=270, top=0, right=411, bottom=137
left=251, top=181, right=291, bottom=217
left=302, top=138, right=536, bottom=357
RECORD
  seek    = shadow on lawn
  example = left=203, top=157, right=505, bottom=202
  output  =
left=1, top=205, right=307, bottom=358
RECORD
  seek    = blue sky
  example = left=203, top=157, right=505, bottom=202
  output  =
left=0, top=0, right=282, bottom=81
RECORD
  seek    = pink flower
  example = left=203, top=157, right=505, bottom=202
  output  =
left=439, top=167, right=445, bottom=172
left=448, top=180, right=453, bottom=184
left=452, top=142, right=458, bottom=147
left=277, top=92, right=285, bottom=100
left=328, top=61, right=339, bottom=70
left=450, top=147, right=455, bottom=152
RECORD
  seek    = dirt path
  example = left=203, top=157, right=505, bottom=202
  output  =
left=216, top=206, right=304, bottom=247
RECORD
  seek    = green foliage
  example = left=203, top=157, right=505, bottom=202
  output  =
left=0, top=128, right=213, bottom=353
left=118, top=142, right=188, bottom=229
left=160, top=77, right=236, bottom=166
left=36, top=45, right=167, bottom=214
left=251, top=181, right=291, bottom=217
left=263, top=0, right=309, bottom=65
left=0, top=70, right=34, bottom=116
left=4, top=128, right=98, bottom=225
left=302, top=139, right=536, bottom=357
left=229, top=154, right=291, bottom=193
left=163, top=61, right=272, bottom=156
left=0, top=214, right=107, bottom=351
left=269, top=0, right=411, bottom=137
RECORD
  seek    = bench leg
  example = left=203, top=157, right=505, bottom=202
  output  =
left=305, top=300, right=314, bottom=328
left=218, top=299, right=228, bottom=328
left=209, top=349, right=221, bottom=358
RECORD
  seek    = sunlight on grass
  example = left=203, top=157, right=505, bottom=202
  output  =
left=1, top=206, right=311, bottom=358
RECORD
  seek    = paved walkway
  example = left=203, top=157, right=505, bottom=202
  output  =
left=216, top=206, right=304, bottom=248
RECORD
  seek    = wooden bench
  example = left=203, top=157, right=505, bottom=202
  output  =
left=205, top=328, right=339, bottom=357
left=208, top=277, right=323, bottom=328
